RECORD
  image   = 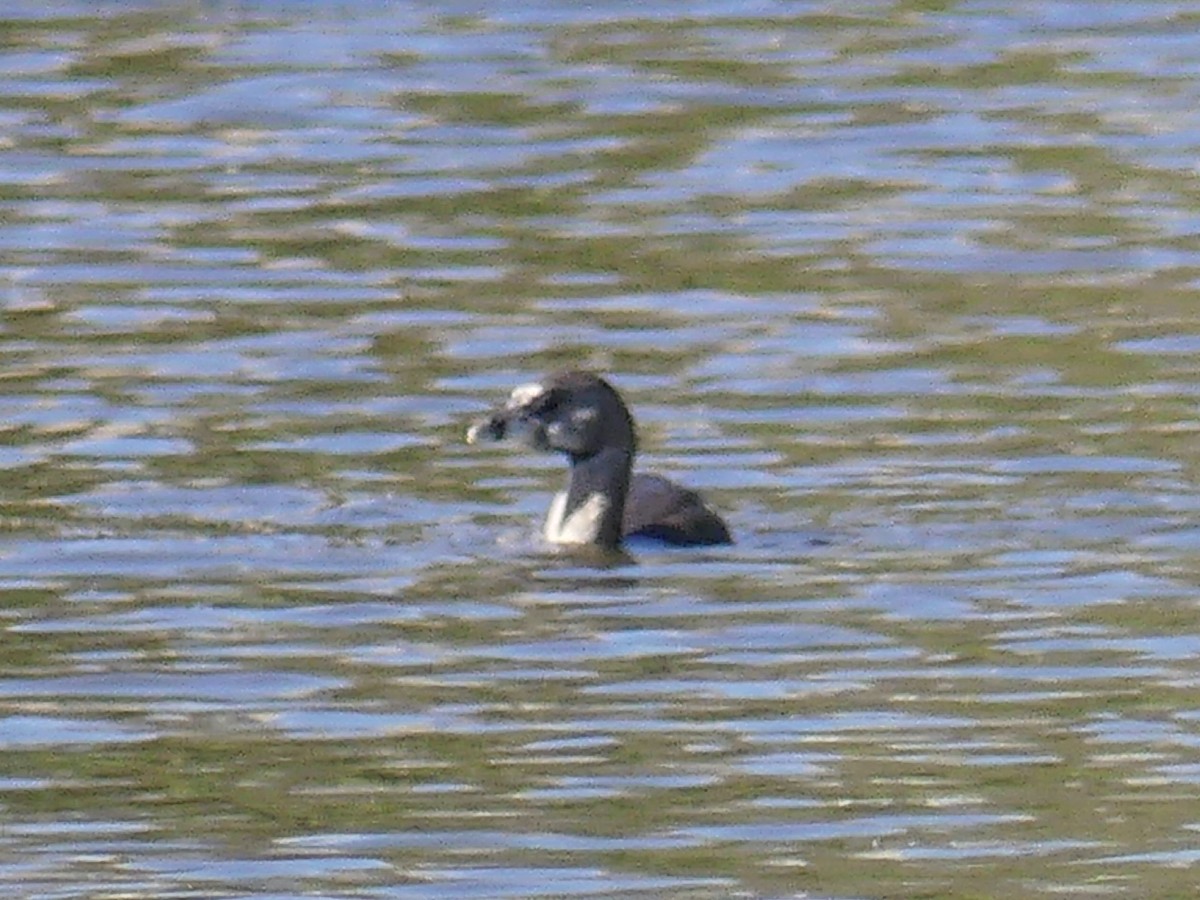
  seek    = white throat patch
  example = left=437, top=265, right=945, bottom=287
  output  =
left=544, top=491, right=610, bottom=545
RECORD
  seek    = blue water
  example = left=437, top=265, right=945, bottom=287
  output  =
left=2, top=1, right=1200, bottom=898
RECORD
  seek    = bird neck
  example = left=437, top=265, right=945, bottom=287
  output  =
left=547, top=447, right=632, bottom=548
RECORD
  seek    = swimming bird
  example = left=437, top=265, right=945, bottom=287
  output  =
left=467, top=370, right=732, bottom=549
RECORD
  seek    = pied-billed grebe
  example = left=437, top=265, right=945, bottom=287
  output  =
left=467, top=370, right=732, bottom=549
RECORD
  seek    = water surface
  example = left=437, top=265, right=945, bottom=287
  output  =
left=3, top=1, right=1200, bottom=897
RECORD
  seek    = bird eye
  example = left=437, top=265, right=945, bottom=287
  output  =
left=531, top=389, right=563, bottom=415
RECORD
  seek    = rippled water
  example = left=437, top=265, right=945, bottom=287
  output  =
left=3, top=1, right=1200, bottom=897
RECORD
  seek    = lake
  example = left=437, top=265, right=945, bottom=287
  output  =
left=3, top=1, right=1200, bottom=897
